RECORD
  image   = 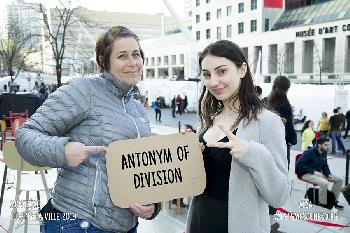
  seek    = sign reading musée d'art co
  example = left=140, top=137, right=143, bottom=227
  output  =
left=106, top=132, right=206, bottom=208
left=296, top=23, right=350, bottom=38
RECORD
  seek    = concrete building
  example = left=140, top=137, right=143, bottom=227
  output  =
left=1, top=0, right=43, bottom=74
left=142, top=0, right=350, bottom=83
left=41, top=7, right=179, bottom=76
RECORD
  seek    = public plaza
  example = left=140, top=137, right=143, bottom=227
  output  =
left=0, top=108, right=348, bottom=233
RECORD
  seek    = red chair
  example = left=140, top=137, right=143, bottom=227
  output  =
left=9, top=110, right=28, bottom=119
left=2, top=110, right=28, bottom=138
left=295, top=153, right=319, bottom=200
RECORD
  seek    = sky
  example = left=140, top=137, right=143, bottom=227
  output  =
left=0, top=0, right=185, bottom=17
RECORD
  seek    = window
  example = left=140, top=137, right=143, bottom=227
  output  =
left=251, top=0, right=257, bottom=10
left=217, top=27, right=222, bottom=39
left=264, top=18, right=269, bottom=32
left=302, top=40, right=314, bottom=73
left=188, top=26, right=192, bottom=31
left=145, top=58, right=149, bottom=66
left=206, top=0, right=210, bottom=3
left=217, top=9, right=222, bottom=19
left=206, top=12, right=210, bottom=21
left=151, top=57, right=155, bottom=66
left=188, top=11, right=192, bottom=17
left=171, top=55, right=176, bottom=65
left=206, top=29, right=211, bottom=39
left=250, top=20, right=257, bottom=32
left=226, top=24, right=232, bottom=38
left=238, top=22, right=244, bottom=34
left=180, top=54, right=184, bottom=64
left=196, top=31, right=200, bottom=40
left=157, top=57, right=161, bottom=66
left=238, top=3, right=244, bottom=13
left=196, top=0, right=200, bottom=6
left=227, top=6, right=232, bottom=16
left=164, top=56, right=168, bottom=65
left=284, top=42, right=295, bottom=73
left=196, top=14, right=200, bottom=23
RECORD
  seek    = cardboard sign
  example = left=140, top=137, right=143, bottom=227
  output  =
left=106, top=132, right=206, bottom=208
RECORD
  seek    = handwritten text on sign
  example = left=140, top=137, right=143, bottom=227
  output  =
left=106, top=133, right=205, bottom=208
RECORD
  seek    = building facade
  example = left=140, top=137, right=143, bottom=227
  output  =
left=142, top=0, right=350, bottom=83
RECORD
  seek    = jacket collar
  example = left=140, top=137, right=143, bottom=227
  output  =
left=101, top=71, right=140, bottom=100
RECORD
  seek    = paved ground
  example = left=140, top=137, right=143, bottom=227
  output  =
left=0, top=107, right=349, bottom=233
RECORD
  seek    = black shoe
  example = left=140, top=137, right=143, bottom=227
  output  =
left=334, top=203, right=344, bottom=210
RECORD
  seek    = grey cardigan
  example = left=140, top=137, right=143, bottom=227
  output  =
left=228, top=109, right=291, bottom=233
left=15, top=72, right=158, bottom=232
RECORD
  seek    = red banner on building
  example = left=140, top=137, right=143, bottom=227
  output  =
left=264, top=0, right=283, bottom=8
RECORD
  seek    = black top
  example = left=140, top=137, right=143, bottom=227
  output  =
left=275, top=104, right=297, bottom=145
left=199, top=129, right=237, bottom=201
left=329, top=114, right=344, bottom=131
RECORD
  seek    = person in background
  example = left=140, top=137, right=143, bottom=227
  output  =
left=183, top=95, right=189, bottom=113
left=329, top=108, right=346, bottom=155
left=318, top=112, right=329, bottom=139
left=296, top=137, right=344, bottom=209
left=154, top=97, right=162, bottom=122
left=344, top=109, right=350, bottom=139
left=176, top=94, right=183, bottom=115
left=186, top=40, right=290, bottom=233
left=171, top=96, right=176, bottom=118
left=265, top=76, right=297, bottom=170
left=301, top=120, right=316, bottom=152
left=16, top=26, right=159, bottom=233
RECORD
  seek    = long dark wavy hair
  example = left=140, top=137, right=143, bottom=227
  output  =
left=266, top=76, right=292, bottom=111
left=198, top=40, right=264, bottom=136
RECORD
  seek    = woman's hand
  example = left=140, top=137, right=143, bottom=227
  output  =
left=206, top=124, right=248, bottom=159
left=180, top=128, right=204, bottom=152
left=129, top=203, right=155, bottom=219
left=64, top=142, right=106, bottom=167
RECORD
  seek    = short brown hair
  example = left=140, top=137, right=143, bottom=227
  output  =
left=95, top=26, right=144, bottom=72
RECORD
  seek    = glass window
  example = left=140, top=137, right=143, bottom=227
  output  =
left=238, top=22, right=244, bottom=34
left=206, top=12, right=210, bottom=21
left=206, top=0, right=210, bottom=3
left=171, top=55, right=176, bottom=65
left=188, top=11, right=192, bottom=17
left=206, top=29, right=211, bottom=39
left=217, top=27, right=222, bottom=39
left=196, top=14, right=200, bottom=23
left=238, top=3, right=244, bottom=13
left=196, top=31, right=200, bottom=40
left=227, top=6, right=232, bottom=16
left=164, top=56, right=169, bottom=65
left=227, top=24, right=232, bottom=37
left=251, top=0, right=257, bottom=10
left=145, top=58, right=149, bottom=66
left=264, top=18, right=269, bottom=31
left=251, top=20, right=257, bottom=32
left=196, top=0, right=200, bottom=7
left=180, top=54, right=184, bottom=65
left=151, top=57, right=155, bottom=66
left=157, top=57, right=161, bottom=66
left=217, top=8, right=222, bottom=19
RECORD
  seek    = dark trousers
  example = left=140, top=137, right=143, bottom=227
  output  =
left=344, top=120, right=350, bottom=139
left=155, top=109, right=161, bottom=121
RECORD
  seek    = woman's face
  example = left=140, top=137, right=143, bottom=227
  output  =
left=201, top=55, right=246, bottom=103
left=109, top=37, right=143, bottom=86
left=309, top=121, right=314, bottom=128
